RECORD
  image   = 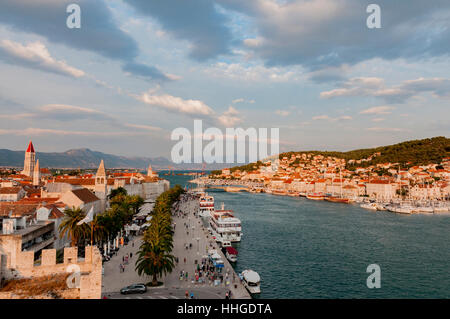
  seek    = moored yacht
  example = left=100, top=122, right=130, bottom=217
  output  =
left=360, top=202, right=378, bottom=210
left=306, top=192, right=325, bottom=200
left=241, top=270, right=261, bottom=294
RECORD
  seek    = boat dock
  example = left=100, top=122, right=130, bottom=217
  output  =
left=170, top=196, right=251, bottom=299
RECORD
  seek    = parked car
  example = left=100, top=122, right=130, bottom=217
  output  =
left=120, top=284, right=147, bottom=295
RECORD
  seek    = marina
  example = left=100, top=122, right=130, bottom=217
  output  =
left=167, top=172, right=450, bottom=298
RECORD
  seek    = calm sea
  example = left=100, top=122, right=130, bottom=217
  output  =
left=164, top=171, right=450, bottom=298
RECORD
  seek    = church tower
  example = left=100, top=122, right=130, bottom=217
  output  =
left=147, top=164, right=158, bottom=177
left=22, top=141, right=35, bottom=177
left=95, top=160, right=107, bottom=212
left=33, top=159, right=41, bottom=186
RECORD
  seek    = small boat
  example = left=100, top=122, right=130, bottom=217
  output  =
left=433, top=206, right=449, bottom=213
left=225, top=247, right=238, bottom=263
left=241, top=270, right=261, bottom=294
left=388, top=205, right=415, bottom=214
left=287, top=191, right=300, bottom=197
left=360, top=202, right=377, bottom=210
left=415, top=206, right=434, bottom=213
left=325, top=196, right=354, bottom=204
left=272, top=190, right=287, bottom=196
left=306, top=192, right=325, bottom=200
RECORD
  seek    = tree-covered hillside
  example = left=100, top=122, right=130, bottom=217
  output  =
left=280, top=137, right=450, bottom=167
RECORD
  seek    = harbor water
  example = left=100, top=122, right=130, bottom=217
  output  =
left=164, top=172, right=450, bottom=298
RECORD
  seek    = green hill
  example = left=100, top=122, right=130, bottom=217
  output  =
left=280, top=136, right=450, bottom=168
left=212, top=137, right=450, bottom=174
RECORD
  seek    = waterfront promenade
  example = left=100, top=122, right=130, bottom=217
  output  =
left=102, top=194, right=250, bottom=299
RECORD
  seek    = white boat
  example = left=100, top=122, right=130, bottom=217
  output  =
left=209, top=204, right=242, bottom=243
left=360, top=202, right=377, bottom=210
left=388, top=205, right=415, bottom=214
left=415, top=206, right=434, bottom=213
left=198, top=194, right=215, bottom=217
left=433, top=206, right=449, bottom=213
left=225, top=246, right=238, bottom=263
left=241, top=270, right=261, bottom=294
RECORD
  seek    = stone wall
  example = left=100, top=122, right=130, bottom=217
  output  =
left=0, top=246, right=102, bottom=299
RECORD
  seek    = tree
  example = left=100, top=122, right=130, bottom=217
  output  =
left=59, top=207, right=89, bottom=247
left=108, top=187, right=128, bottom=200
left=128, top=195, right=145, bottom=216
left=135, top=186, right=184, bottom=286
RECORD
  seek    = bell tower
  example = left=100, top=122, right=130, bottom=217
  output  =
left=22, top=141, right=35, bottom=177
left=95, top=160, right=107, bottom=212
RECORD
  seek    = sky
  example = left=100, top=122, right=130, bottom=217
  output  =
left=0, top=0, right=449, bottom=160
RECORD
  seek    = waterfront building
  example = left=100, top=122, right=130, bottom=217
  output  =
left=366, top=180, right=397, bottom=200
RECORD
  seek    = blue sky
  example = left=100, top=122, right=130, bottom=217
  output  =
left=0, top=0, right=449, bottom=158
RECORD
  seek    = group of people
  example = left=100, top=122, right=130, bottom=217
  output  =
left=171, top=191, right=236, bottom=299
left=118, top=251, right=133, bottom=273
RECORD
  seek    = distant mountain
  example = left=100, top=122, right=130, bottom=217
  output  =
left=0, top=148, right=232, bottom=170
left=0, top=148, right=170, bottom=169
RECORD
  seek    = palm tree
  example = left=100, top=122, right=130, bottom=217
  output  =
left=91, top=214, right=107, bottom=244
left=135, top=240, right=175, bottom=286
left=128, top=195, right=145, bottom=216
left=108, top=187, right=127, bottom=200
left=59, top=207, right=89, bottom=247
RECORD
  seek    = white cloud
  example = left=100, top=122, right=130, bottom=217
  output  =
left=217, top=106, right=242, bottom=127
left=204, top=62, right=300, bottom=83
left=366, top=127, right=409, bottom=132
left=138, top=92, right=214, bottom=116
left=0, top=40, right=85, bottom=78
left=321, top=76, right=450, bottom=103
left=360, top=106, right=395, bottom=115
left=312, top=114, right=352, bottom=122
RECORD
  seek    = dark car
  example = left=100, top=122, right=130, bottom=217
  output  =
left=120, top=284, right=147, bottom=295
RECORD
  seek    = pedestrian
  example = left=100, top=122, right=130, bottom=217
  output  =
left=130, top=252, right=133, bottom=258
left=184, top=257, right=186, bottom=264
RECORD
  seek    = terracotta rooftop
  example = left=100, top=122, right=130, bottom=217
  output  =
left=71, top=188, right=99, bottom=204
left=0, top=187, right=23, bottom=194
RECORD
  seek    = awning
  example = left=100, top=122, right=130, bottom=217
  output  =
left=225, top=247, right=238, bottom=255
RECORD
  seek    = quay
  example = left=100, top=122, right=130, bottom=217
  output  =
left=102, top=194, right=251, bottom=299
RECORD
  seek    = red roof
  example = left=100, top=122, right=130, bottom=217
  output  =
left=26, top=141, right=35, bottom=153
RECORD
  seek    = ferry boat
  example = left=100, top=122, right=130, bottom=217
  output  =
left=241, top=270, right=261, bottom=294
left=209, top=205, right=242, bottom=243
left=198, top=194, right=215, bottom=217
left=225, top=246, right=238, bottom=263
left=306, top=192, right=325, bottom=200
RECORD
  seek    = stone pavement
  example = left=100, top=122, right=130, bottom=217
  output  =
left=102, top=195, right=251, bottom=299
